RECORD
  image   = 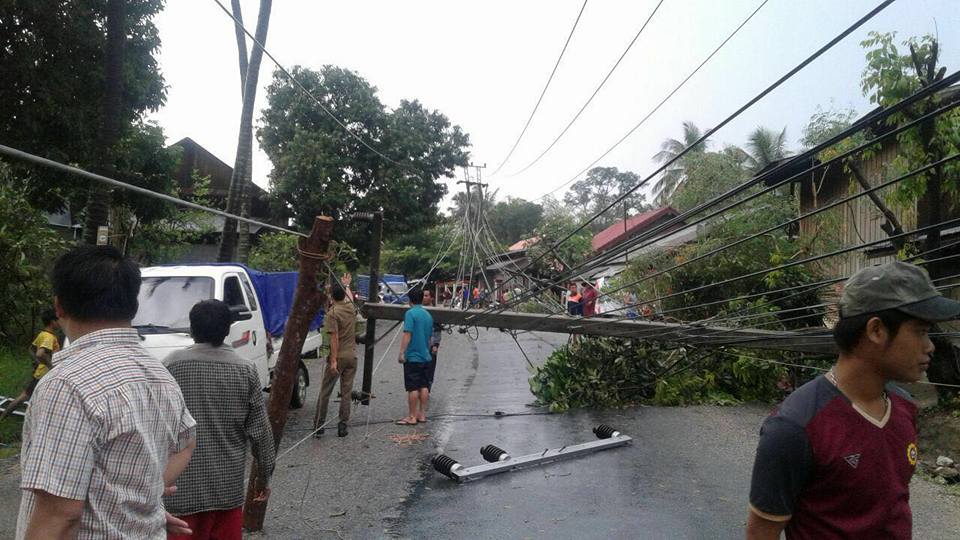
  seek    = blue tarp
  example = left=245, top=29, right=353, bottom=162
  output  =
left=357, top=273, right=407, bottom=303
left=243, top=266, right=324, bottom=336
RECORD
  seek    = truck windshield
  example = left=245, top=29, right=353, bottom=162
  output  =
left=133, top=276, right=214, bottom=333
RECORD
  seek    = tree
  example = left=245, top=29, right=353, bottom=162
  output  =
left=563, top=167, right=650, bottom=233
left=652, top=121, right=710, bottom=203
left=0, top=164, right=67, bottom=344
left=527, top=196, right=592, bottom=277
left=859, top=32, right=959, bottom=262
left=218, top=0, right=272, bottom=262
left=487, top=197, right=544, bottom=245
left=449, top=186, right=499, bottom=220
left=381, top=222, right=461, bottom=280
left=231, top=0, right=252, bottom=263
left=744, top=126, right=791, bottom=173
left=258, top=65, right=470, bottom=257
left=800, top=106, right=859, bottom=149
left=0, top=0, right=170, bottom=218
left=668, top=150, right=751, bottom=212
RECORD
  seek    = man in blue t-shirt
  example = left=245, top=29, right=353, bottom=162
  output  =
left=396, top=288, right=434, bottom=425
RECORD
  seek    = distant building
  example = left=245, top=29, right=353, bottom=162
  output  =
left=161, top=138, right=276, bottom=262
left=591, top=207, right=681, bottom=254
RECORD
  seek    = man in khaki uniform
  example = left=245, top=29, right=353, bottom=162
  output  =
left=314, top=284, right=357, bottom=437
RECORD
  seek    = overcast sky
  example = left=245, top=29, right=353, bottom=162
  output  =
left=151, top=0, right=959, bottom=209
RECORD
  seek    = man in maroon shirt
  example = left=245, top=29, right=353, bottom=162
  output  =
left=747, top=261, right=960, bottom=539
left=581, top=281, right=599, bottom=317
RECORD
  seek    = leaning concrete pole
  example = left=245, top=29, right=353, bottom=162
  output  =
left=243, top=216, right=334, bottom=531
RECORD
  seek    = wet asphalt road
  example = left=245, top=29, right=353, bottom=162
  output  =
left=1, top=327, right=958, bottom=539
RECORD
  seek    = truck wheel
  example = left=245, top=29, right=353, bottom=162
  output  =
left=290, top=364, right=308, bottom=409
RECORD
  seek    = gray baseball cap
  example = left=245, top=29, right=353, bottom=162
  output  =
left=839, top=261, right=960, bottom=321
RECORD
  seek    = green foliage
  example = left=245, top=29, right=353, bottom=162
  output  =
left=0, top=165, right=68, bottom=345
left=249, top=232, right=300, bottom=272
left=0, top=0, right=169, bottom=213
left=653, top=121, right=710, bottom=203
left=563, top=167, right=650, bottom=233
left=744, top=126, right=791, bottom=173
left=801, top=106, right=860, bottom=150
left=258, top=65, right=470, bottom=258
left=126, top=173, right=218, bottom=265
left=0, top=345, right=32, bottom=446
left=381, top=221, right=460, bottom=280
left=529, top=337, right=816, bottom=411
left=859, top=32, right=960, bottom=209
left=487, top=197, right=543, bottom=245
left=668, top=150, right=751, bottom=212
left=527, top=196, right=592, bottom=276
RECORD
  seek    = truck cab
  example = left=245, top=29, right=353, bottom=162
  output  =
left=133, top=264, right=322, bottom=408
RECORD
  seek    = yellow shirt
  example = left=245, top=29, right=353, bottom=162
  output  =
left=31, top=330, right=60, bottom=379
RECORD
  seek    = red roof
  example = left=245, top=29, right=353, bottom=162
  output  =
left=508, top=237, right=540, bottom=251
left=591, top=207, right=680, bottom=253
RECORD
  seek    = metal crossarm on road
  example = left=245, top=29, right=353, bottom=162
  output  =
left=440, top=434, right=633, bottom=483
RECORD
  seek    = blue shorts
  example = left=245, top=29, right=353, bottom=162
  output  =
left=403, top=362, right=431, bottom=392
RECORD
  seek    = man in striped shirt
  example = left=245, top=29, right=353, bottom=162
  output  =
left=16, top=246, right=197, bottom=539
left=164, top=299, right=274, bottom=540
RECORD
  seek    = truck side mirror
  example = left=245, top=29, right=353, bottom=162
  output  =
left=229, top=305, right=252, bottom=322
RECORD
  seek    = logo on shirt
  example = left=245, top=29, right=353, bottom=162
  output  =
left=843, top=453, right=861, bottom=469
left=907, top=443, right=918, bottom=466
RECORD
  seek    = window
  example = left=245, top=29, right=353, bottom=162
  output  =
left=240, top=274, right=259, bottom=311
left=133, top=277, right=214, bottom=332
left=224, top=276, right=248, bottom=309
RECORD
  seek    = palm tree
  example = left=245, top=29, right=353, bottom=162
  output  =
left=745, top=126, right=791, bottom=173
left=218, top=0, right=272, bottom=262
left=652, top=121, right=709, bottom=205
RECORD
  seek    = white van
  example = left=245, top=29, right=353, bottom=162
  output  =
left=133, top=264, right=323, bottom=408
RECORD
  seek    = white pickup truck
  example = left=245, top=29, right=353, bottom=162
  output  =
left=131, top=264, right=323, bottom=408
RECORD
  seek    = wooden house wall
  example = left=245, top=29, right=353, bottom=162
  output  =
left=798, top=144, right=916, bottom=278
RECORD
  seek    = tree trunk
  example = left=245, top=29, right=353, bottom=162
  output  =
left=218, top=0, right=272, bottom=262
left=230, top=0, right=253, bottom=264
left=82, top=0, right=126, bottom=244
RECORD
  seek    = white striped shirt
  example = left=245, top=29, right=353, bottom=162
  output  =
left=16, top=328, right=196, bottom=539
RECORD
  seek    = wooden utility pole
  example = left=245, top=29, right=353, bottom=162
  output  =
left=242, top=216, right=334, bottom=531
left=360, top=211, right=383, bottom=405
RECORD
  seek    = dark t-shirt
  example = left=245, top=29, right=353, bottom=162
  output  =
left=749, top=375, right=918, bottom=539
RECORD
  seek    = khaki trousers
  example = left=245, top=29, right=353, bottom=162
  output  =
left=314, top=356, right=357, bottom=428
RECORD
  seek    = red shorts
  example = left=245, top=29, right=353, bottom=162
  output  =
left=168, top=507, right=243, bottom=540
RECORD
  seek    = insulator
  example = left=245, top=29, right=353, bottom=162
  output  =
left=431, top=454, right=462, bottom=478
left=593, top=424, right=621, bottom=439
left=480, top=444, right=510, bottom=463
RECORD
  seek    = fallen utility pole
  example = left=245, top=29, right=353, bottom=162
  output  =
left=362, top=303, right=837, bottom=355
left=243, top=216, right=334, bottom=531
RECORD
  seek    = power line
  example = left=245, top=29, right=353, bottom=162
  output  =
left=531, top=0, right=771, bottom=201
left=498, top=70, right=959, bottom=315
left=569, top=89, right=960, bottom=285
left=208, top=0, right=410, bottom=169
left=506, top=0, right=667, bottom=177
left=0, top=143, right=307, bottom=237
left=589, top=151, right=960, bottom=312
left=489, top=0, right=589, bottom=176
left=520, top=0, right=896, bottom=276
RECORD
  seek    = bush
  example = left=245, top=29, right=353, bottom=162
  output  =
left=529, top=337, right=829, bottom=411
left=249, top=232, right=300, bottom=271
left=0, top=166, right=68, bottom=345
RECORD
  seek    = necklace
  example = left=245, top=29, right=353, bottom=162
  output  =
left=827, top=368, right=888, bottom=419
